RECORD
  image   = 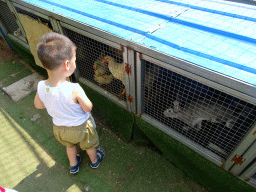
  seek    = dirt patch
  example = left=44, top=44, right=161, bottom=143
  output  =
left=0, top=37, right=35, bottom=71
left=0, top=37, right=20, bottom=62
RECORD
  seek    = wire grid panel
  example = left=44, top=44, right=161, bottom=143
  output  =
left=62, top=26, right=127, bottom=101
left=0, top=1, right=19, bottom=35
left=141, top=59, right=256, bottom=160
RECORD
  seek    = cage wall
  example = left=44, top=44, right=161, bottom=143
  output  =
left=0, top=0, right=23, bottom=43
left=0, top=1, right=19, bottom=35
left=60, top=22, right=131, bottom=110
left=137, top=53, right=256, bottom=166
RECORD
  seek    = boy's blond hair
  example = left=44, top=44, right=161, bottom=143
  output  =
left=37, top=32, right=76, bottom=70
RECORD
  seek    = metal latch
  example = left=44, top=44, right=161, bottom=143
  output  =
left=127, top=94, right=133, bottom=103
left=125, top=63, right=131, bottom=76
left=231, top=155, right=245, bottom=165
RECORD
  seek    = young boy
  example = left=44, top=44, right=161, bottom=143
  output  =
left=34, top=32, right=104, bottom=174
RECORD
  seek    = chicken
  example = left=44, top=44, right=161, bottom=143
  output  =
left=102, top=56, right=126, bottom=96
left=94, top=74, right=114, bottom=85
left=93, top=52, right=107, bottom=74
left=93, top=52, right=114, bottom=86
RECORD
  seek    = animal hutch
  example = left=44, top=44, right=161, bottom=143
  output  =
left=1, top=0, right=256, bottom=190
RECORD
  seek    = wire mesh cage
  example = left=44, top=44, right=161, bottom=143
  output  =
left=0, top=1, right=19, bottom=35
left=141, top=59, right=256, bottom=159
left=14, top=6, right=53, bottom=29
left=62, top=27, right=127, bottom=101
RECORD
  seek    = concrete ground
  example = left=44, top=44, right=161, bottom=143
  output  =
left=0, top=38, right=210, bottom=192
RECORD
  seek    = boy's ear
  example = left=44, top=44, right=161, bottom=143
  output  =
left=63, top=60, right=69, bottom=71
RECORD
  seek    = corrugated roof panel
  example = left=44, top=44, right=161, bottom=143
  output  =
left=93, top=0, right=189, bottom=17
left=140, top=21, right=256, bottom=84
left=21, top=0, right=163, bottom=40
left=198, top=0, right=256, bottom=17
left=177, top=9, right=256, bottom=38
left=141, top=36, right=256, bottom=84
left=18, top=0, right=256, bottom=86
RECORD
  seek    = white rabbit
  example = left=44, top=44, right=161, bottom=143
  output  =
left=164, top=99, right=237, bottom=131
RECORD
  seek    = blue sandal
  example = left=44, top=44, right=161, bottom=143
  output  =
left=70, top=154, right=81, bottom=174
left=90, top=147, right=105, bottom=169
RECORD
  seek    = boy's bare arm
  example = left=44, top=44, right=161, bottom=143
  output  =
left=73, top=86, right=93, bottom=112
left=34, top=92, right=46, bottom=109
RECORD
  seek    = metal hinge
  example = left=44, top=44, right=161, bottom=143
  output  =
left=121, top=45, right=124, bottom=52
left=25, top=37, right=29, bottom=44
left=125, top=63, right=132, bottom=75
left=127, top=94, right=133, bottom=103
left=231, top=155, right=245, bottom=165
left=12, top=12, right=17, bottom=20
left=139, top=53, right=142, bottom=60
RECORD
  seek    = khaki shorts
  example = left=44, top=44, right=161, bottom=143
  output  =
left=53, top=119, right=99, bottom=150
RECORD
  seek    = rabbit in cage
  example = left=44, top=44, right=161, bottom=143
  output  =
left=163, top=99, right=237, bottom=131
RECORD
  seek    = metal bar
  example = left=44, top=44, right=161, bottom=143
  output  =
left=48, top=16, right=57, bottom=32
left=127, top=47, right=136, bottom=113
left=224, top=123, right=256, bottom=171
left=56, top=20, right=63, bottom=34
left=123, top=46, right=131, bottom=112
left=246, top=179, right=256, bottom=189
left=142, top=113, right=224, bottom=166
left=229, top=140, right=256, bottom=176
left=49, top=16, right=64, bottom=34
left=79, top=77, right=127, bottom=109
left=240, top=161, right=256, bottom=181
left=136, top=52, right=142, bottom=115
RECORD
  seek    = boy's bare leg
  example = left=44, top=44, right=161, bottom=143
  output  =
left=67, top=146, right=78, bottom=166
left=86, top=148, right=97, bottom=164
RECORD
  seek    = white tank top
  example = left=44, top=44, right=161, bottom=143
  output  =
left=37, top=80, right=89, bottom=126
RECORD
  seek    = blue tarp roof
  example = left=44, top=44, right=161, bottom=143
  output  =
left=21, top=0, right=256, bottom=86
